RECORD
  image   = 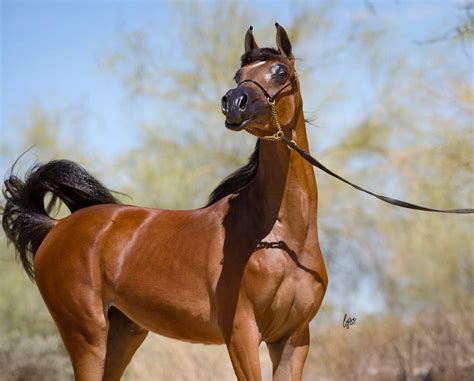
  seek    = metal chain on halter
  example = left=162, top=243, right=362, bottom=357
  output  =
left=238, top=76, right=297, bottom=141
left=244, top=98, right=284, bottom=141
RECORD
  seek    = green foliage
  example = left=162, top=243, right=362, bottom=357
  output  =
left=119, top=125, right=256, bottom=209
left=0, top=247, right=58, bottom=335
left=1, top=2, right=473, bottom=378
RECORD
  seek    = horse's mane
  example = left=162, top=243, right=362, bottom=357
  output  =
left=205, top=47, right=280, bottom=207
left=206, top=140, right=260, bottom=206
left=240, top=48, right=280, bottom=66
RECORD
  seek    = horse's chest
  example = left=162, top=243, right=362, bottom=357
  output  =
left=242, top=248, right=325, bottom=339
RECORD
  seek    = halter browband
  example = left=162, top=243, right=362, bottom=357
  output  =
left=235, top=75, right=474, bottom=214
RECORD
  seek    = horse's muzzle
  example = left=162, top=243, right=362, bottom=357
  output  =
left=221, top=87, right=256, bottom=131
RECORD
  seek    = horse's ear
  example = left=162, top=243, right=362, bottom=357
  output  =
left=275, top=23, right=293, bottom=60
left=245, top=26, right=259, bottom=53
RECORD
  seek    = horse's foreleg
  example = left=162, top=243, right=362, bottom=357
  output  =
left=266, top=325, right=310, bottom=381
left=224, top=315, right=262, bottom=381
left=103, top=307, right=148, bottom=381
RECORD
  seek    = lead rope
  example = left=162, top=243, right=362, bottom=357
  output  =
left=244, top=95, right=474, bottom=214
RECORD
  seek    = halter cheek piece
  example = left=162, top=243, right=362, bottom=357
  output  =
left=237, top=76, right=298, bottom=141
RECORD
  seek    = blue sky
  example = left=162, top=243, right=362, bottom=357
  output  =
left=2, top=1, right=173, bottom=156
left=2, top=1, right=464, bottom=165
left=1, top=1, right=306, bottom=155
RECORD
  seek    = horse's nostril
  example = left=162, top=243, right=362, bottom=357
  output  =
left=221, top=96, right=228, bottom=113
left=238, top=93, right=248, bottom=111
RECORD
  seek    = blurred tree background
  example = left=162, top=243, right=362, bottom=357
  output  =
left=1, top=1, right=473, bottom=380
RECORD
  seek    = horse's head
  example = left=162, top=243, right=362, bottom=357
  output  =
left=221, top=23, right=300, bottom=139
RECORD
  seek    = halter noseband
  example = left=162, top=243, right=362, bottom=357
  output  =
left=237, top=76, right=298, bottom=141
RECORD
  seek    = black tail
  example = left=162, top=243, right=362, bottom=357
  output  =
left=1, top=159, right=118, bottom=279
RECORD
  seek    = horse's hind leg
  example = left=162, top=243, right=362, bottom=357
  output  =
left=103, top=307, right=149, bottom=381
left=49, top=302, right=108, bottom=381
left=36, top=269, right=109, bottom=379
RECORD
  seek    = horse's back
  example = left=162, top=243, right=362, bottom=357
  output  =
left=34, top=204, right=153, bottom=276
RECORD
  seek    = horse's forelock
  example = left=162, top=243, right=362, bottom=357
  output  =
left=240, top=48, right=282, bottom=67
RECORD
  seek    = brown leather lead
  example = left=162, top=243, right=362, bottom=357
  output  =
left=282, top=135, right=474, bottom=214
left=237, top=67, right=473, bottom=215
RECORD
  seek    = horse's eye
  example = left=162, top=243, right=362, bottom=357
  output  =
left=233, top=73, right=240, bottom=84
left=271, top=65, right=288, bottom=81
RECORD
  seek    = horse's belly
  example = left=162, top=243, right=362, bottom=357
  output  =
left=109, top=253, right=223, bottom=344
left=98, top=208, right=225, bottom=344
left=113, top=285, right=224, bottom=344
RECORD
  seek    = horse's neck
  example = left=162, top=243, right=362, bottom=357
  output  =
left=251, top=106, right=318, bottom=246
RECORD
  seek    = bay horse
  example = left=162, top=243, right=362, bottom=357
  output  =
left=2, top=24, right=327, bottom=380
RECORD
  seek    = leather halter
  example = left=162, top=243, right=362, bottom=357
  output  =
left=238, top=77, right=297, bottom=104
left=235, top=75, right=474, bottom=214
left=237, top=77, right=297, bottom=141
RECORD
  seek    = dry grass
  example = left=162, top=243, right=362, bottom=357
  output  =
left=125, top=335, right=273, bottom=381
left=1, top=310, right=472, bottom=380
left=0, top=332, right=73, bottom=381
left=305, top=310, right=474, bottom=381
left=125, top=310, right=474, bottom=381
